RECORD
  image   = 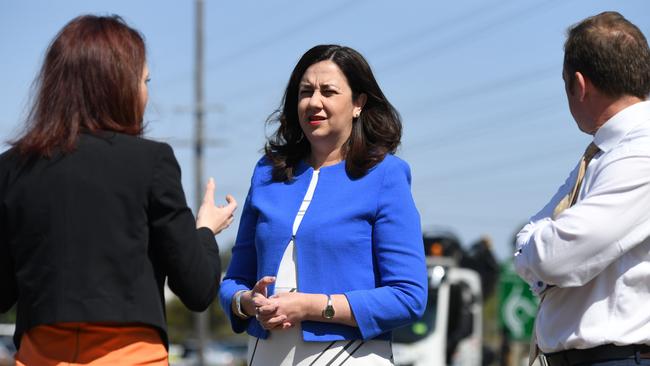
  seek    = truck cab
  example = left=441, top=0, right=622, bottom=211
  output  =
left=392, top=234, right=484, bottom=366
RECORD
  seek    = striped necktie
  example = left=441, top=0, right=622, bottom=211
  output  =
left=552, top=142, right=601, bottom=218
left=529, top=142, right=600, bottom=365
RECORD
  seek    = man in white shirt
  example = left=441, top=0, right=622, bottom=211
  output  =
left=514, top=11, right=650, bottom=366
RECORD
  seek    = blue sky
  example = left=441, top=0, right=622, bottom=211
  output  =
left=2, top=0, right=649, bottom=260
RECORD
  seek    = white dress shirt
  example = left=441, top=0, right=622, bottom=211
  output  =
left=515, top=101, right=650, bottom=353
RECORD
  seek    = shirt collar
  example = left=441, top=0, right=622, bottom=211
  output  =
left=593, top=100, right=650, bottom=152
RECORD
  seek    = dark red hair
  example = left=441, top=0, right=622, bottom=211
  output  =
left=13, top=15, right=146, bottom=157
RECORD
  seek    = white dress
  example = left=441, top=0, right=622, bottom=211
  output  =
left=247, top=170, right=393, bottom=366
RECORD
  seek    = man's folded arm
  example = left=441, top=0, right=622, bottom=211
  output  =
left=515, top=154, right=650, bottom=288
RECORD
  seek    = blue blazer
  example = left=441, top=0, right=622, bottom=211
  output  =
left=219, top=154, right=427, bottom=341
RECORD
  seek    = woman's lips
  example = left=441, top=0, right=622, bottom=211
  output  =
left=308, top=116, right=326, bottom=126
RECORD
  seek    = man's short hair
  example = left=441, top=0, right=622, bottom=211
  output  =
left=564, top=11, right=650, bottom=99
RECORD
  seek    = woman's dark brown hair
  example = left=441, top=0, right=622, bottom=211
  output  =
left=265, top=45, right=402, bottom=181
left=13, top=15, right=146, bottom=157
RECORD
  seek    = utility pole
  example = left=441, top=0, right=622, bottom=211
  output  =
left=194, top=0, right=208, bottom=365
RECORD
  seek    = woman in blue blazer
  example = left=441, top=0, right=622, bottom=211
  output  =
left=219, top=45, right=427, bottom=365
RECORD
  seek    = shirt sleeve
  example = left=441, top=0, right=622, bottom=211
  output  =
left=514, top=153, right=650, bottom=288
left=514, top=166, right=577, bottom=294
left=148, top=143, right=221, bottom=311
left=344, top=158, right=428, bottom=339
left=219, top=175, right=259, bottom=333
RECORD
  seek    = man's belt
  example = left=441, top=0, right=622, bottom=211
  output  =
left=544, top=344, right=650, bottom=366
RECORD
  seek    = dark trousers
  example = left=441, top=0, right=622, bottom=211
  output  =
left=564, top=359, right=650, bottom=366
left=544, top=344, right=650, bottom=366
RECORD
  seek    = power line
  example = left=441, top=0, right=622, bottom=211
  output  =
left=153, top=1, right=569, bottom=163
left=206, top=0, right=366, bottom=70
left=412, top=134, right=581, bottom=183
left=207, top=2, right=519, bottom=106
left=156, top=0, right=366, bottom=90
left=165, top=2, right=529, bottom=107
left=363, top=1, right=505, bottom=58
left=403, top=95, right=562, bottom=153
left=399, top=110, right=586, bottom=184
left=402, top=64, right=559, bottom=113
left=158, top=1, right=561, bottom=139
left=200, top=2, right=563, bottom=142
left=375, top=0, right=563, bottom=75
left=213, top=62, right=560, bottom=145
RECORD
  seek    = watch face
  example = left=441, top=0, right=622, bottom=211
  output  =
left=323, top=306, right=335, bottom=319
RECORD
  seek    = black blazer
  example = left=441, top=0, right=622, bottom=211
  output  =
left=0, top=132, right=221, bottom=348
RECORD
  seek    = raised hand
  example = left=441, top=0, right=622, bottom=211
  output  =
left=196, top=177, right=237, bottom=234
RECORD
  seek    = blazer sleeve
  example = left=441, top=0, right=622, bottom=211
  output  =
left=149, top=143, right=221, bottom=311
left=344, top=158, right=428, bottom=339
left=219, top=170, right=260, bottom=333
left=0, top=192, right=17, bottom=313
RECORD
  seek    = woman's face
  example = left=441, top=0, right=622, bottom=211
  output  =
left=297, top=60, right=365, bottom=152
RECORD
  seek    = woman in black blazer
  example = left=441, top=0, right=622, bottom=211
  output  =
left=0, top=15, right=236, bottom=365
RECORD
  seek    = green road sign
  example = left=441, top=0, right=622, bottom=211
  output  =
left=498, top=261, right=539, bottom=342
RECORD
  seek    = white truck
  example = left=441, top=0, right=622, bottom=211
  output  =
left=392, top=236, right=485, bottom=366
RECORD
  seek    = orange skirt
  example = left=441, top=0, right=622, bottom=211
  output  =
left=15, top=322, right=168, bottom=366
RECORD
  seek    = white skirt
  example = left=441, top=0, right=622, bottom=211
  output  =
left=247, top=243, right=393, bottom=365
left=247, top=326, right=393, bottom=366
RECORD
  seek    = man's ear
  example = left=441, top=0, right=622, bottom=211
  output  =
left=574, top=71, right=588, bottom=102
